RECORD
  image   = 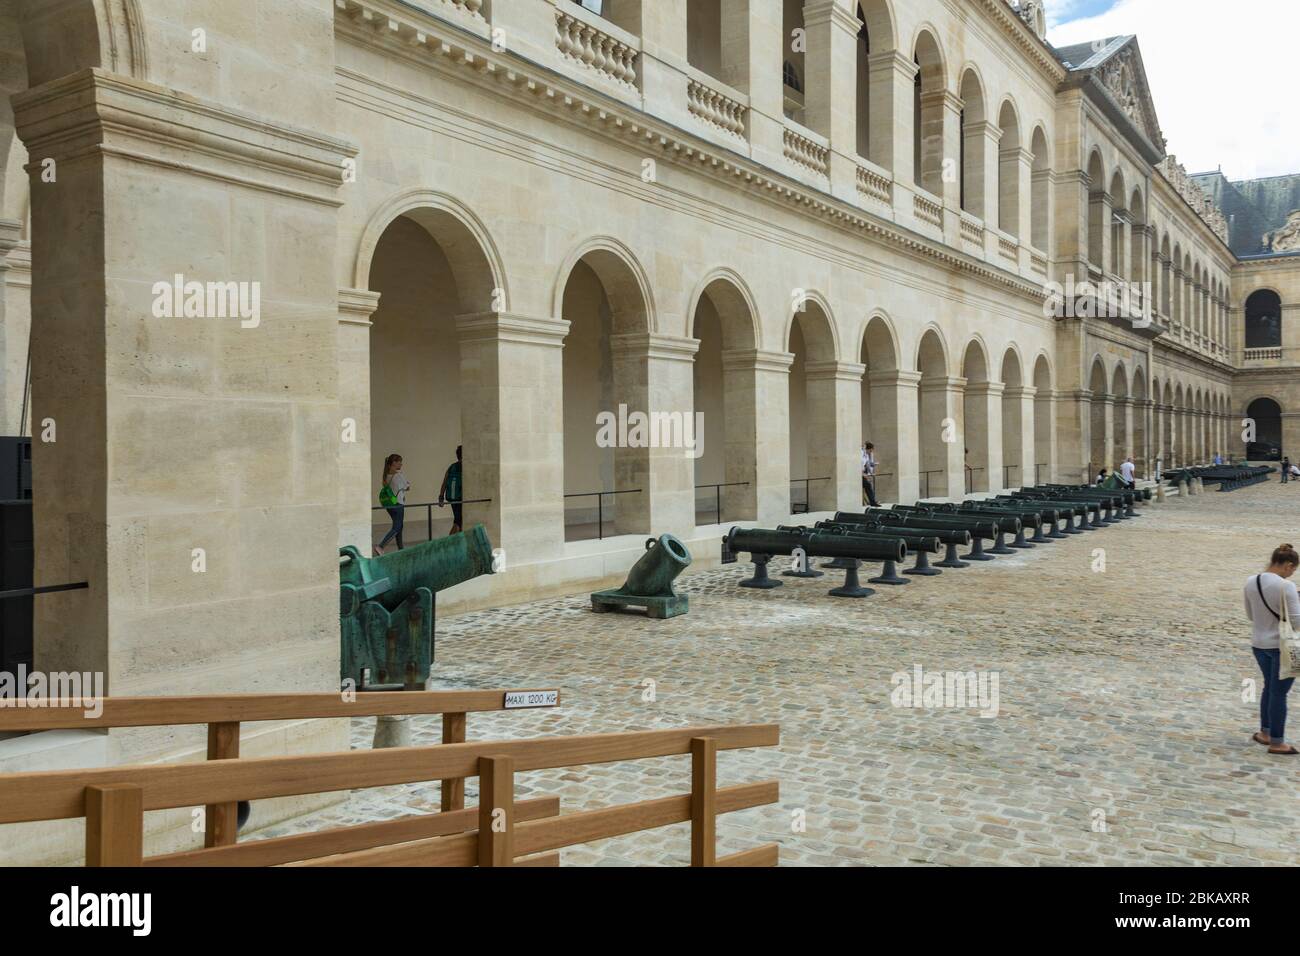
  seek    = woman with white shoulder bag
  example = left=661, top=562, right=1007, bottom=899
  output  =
left=1243, top=544, right=1300, bottom=755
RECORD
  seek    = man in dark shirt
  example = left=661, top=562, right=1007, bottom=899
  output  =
left=438, top=445, right=463, bottom=534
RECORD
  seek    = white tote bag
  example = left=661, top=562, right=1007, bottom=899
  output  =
left=1278, top=583, right=1300, bottom=681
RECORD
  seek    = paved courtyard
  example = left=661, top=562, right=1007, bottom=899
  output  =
left=271, top=480, right=1300, bottom=865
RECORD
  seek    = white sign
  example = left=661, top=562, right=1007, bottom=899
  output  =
left=503, top=689, right=559, bottom=709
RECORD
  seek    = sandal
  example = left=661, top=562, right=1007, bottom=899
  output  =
left=1253, top=732, right=1272, bottom=746
left=1268, top=745, right=1299, bottom=756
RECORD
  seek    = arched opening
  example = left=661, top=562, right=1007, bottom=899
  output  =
left=1173, top=383, right=1186, bottom=466
left=1128, top=189, right=1145, bottom=288
left=691, top=276, right=758, bottom=525
left=860, top=314, right=900, bottom=502
left=1086, top=151, right=1106, bottom=268
left=788, top=299, right=838, bottom=512
left=913, top=30, right=946, bottom=196
left=1088, top=358, right=1108, bottom=478
left=961, top=340, right=991, bottom=492
left=1245, top=289, right=1282, bottom=350
left=1000, top=349, right=1024, bottom=489
left=1111, top=364, right=1129, bottom=468
left=997, top=100, right=1021, bottom=237
left=1192, top=264, right=1202, bottom=337
left=1171, top=242, right=1183, bottom=325
left=1030, top=126, right=1050, bottom=252
left=782, top=0, right=806, bottom=123
left=916, top=329, right=951, bottom=498
left=559, top=248, right=651, bottom=540
left=1108, top=169, right=1126, bottom=277
left=1033, top=355, right=1053, bottom=484
left=1246, top=398, right=1282, bottom=460
left=1132, top=368, right=1148, bottom=474
left=1162, top=381, right=1174, bottom=466
left=367, top=209, right=498, bottom=547
left=1160, top=234, right=1172, bottom=316
left=958, top=68, right=987, bottom=219
left=686, top=0, right=723, bottom=80
left=855, top=6, right=871, bottom=159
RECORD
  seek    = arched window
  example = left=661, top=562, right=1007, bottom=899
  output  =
left=783, top=60, right=802, bottom=93
left=1245, top=290, right=1282, bottom=349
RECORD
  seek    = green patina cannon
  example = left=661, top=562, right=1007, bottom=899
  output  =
left=339, top=525, right=496, bottom=690
left=591, top=534, right=692, bottom=618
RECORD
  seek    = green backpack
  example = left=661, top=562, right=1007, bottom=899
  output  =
left=378, top=483, right=398, bottom=507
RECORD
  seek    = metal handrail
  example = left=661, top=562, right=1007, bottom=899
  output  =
left=372, top=498, right=493, bottom=542
left=694, top=481, right=750, bottom=525
left=789, top=476, right=831, bottom=515
left=564, top=488, right=643, bottom=540
left=918, top=469, right=943, bottom=499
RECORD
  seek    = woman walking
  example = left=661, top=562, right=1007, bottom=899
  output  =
left=377, top=453, right=410, bottom=555
left=1243, top=543, right=1300, bottom=755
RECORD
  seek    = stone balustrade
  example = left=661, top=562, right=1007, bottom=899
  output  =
left=686, top=77, right=747, bottom=139
left=783, top=123, right=830, bottom=177
left=555, top=7, right=639, bottom=89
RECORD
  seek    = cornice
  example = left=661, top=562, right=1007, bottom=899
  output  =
left=971, top=0, right=1067, bottom=84
left=333, top=0, right=1049, bottom=305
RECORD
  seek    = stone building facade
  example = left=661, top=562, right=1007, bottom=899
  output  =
left=0, top=0, right=1297, bottom=860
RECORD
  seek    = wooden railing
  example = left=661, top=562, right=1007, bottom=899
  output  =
left=0, top=722, right=780, bottom=867
left=0, top=689, right=560, bottom=849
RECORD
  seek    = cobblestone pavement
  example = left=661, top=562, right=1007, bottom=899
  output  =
left=268, top=482, right=1300, bottom=865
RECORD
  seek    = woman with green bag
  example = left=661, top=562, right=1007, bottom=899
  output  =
left=376, top=453, right=410, bottom=555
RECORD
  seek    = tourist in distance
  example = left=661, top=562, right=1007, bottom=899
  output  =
left=438, top=445, right=464, bottom=535
left=377, top=453, right=409, bottom=554
left=1244, top=544, right=1300, bottom=755
left=862, top=442, right=881, bottom=507
left=1119, top=455, right=1136, bottom=488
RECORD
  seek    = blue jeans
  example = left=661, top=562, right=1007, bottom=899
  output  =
left=378, top=505, right=404, bottom=549
left=1253, top=647, right=1295, bottom=743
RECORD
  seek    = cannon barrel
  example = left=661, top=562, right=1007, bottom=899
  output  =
left=955, top=505, right=1042, bottom=528
left=902, top=504, right=1023, bottom=533
left=340, top=525, right=494, bottom=614
left=834, top=510, right=997, bottom=540
left=806, top=522, right=940, bottom=553
left=726, top=526, right=906, bottom=562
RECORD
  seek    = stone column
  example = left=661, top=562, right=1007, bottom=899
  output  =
left=720, top=0, right=785, bottom=167
left=339, top=289, right=381, bottom=552
left=919, top=376, right=965, bottom=499
left=608, top=332, right=700, bottom=537
left=457, top=312, right=569, bottom=562
left=867, top=369, right=920, bottom=504
left=923, top=89, right=963, bottom=243
left=16, top=68, right=354, bottom=707
left=804, top=359, right=864, bottom=512
left=1001, top=145, right=1033, bottom=248
left=802, top=0, right=860, bottom=204
left=964, top=381, right=1002, bottom=492
left=723, top=349, right=793, bottom=524
left=962, top=120, right=999, bottom=227
left=1005, top=385, right=1037, bottom=489
left=1032, top=387, right=1057, bottom=485
left=1056, top=388, right=1091, bottom=485
left=0, top=218, right=27, bottom=436
left=867, top=51, right=915, bottom=189
left=1101, top=396, right=1116, bottom=470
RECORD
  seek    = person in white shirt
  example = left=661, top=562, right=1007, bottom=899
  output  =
left=1119, top=456, right=1135, bottom=488
left=1243, top=544, right=1300, bottom=755
left=861, top=442, right=880, bottom=507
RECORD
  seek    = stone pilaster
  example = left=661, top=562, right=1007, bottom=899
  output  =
left=964, top=380, right=1003, bottom=492
left=804, top=359, right=865, bottom=511
left=867, top=369, right=920, bottom=504
left=723, top=348, right=793, bottom=524
left=338, top=288, right=381, bottom=552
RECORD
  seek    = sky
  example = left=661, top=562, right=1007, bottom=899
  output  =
left=1046, top=0, right=1300, bottom=181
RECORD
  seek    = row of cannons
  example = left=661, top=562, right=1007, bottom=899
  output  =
left=1162, top=464, right=1275, bottom=493
left=722, top=483, right=1152, bottom=600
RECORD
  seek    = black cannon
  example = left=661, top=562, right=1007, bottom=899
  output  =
left=723, top=526, right=905, bottom=598
left=959, top=500, right=1065, bottom=542
left=918, top=502, right=1041, bottom=550
left=829, top=512, right=973, bottom=569
left=836, top=509, right=998, bottom=562
left=893, top=504, right=1019, bottom=555
left=1009, top=490, right=1106, bottom=528
left=805, top=522, right=944, bottom=578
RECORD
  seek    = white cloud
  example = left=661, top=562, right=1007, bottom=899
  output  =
left=1048, top=0, right=1300, bottom=180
